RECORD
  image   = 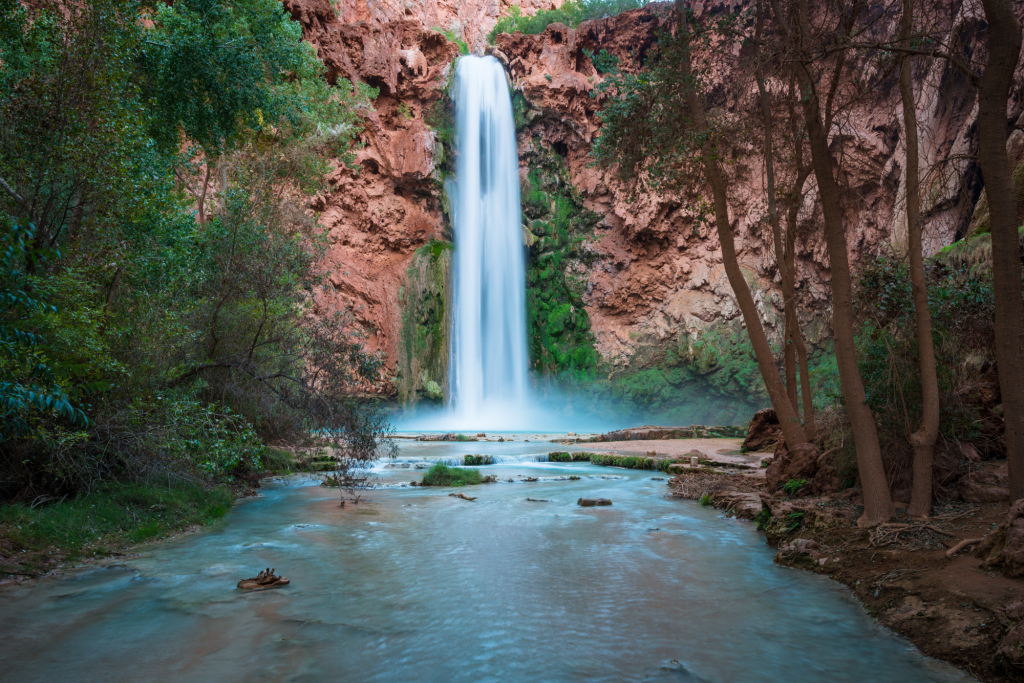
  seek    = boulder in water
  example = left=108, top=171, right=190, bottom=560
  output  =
left=577, top=498, right=612, bottom=507
left=237, top=568, right=289, bottom=591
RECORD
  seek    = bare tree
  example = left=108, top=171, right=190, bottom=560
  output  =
left=771, top=0, right=896, bottom=525
left=898, top=0, right=941, bottom=519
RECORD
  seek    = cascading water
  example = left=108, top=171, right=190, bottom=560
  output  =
left=448, top=55, right=530, bottom=428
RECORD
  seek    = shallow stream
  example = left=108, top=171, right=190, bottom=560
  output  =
left=0, top=440, right=974, bottom=682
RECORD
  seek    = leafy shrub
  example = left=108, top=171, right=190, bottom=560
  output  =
left=420, top=463, right=483, bottom=487
left=781, top=479, right=807, bottom=496
left=488, top=0, right=647, bottom=43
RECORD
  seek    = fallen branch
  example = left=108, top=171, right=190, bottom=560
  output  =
left=946, top=537, right=985, bottom=558
left=449, top=493, right=476, bottom=501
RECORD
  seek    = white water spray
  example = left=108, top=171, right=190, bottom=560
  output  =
left=448, top=55, right=530, bottom=429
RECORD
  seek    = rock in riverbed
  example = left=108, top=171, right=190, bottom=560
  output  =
left=577, top=498, right=612, bottom=507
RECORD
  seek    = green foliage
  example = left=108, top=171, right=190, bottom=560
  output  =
left=262, top=447, right=296, bottom=473
left=786, top=511, right=805, bottom=532
left=698, top=492, right=712, bottom=506
left=398, top=240, right=451, bottom=405
left=547, top=451, right=592, bottom=462
left=488, top=0, right=646, bottom=43
left=591, top=15, right=711, bottom=194
left=0, top=221, right=88, bottom=440
left=431, top=26, right=469, bottom=55
left=755, top=508, right=770, bottom=531
left=142, top=0, right=318, bottom=157
left=463, top=454, right=494, bottom=466
left=0, top=482, right=233, bottom=562
left=853, top=247, right=1004, bottom=468
left=0, top=0, right=391, bottom=502
left=781, top=479, right=807, bottom=496
left=420, top=463, right=483, bottom=487
left=523, top=152, right=602, bottom=378
left=583, top=48, right=620, bottom=74
left=590, top=453, right=659, bottom=469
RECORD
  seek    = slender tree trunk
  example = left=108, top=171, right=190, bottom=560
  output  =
left=786, top=81, right=816, bottom=441
left=197, top=160, right=213, bottom=225
left=676, top=0, right=809, bottom=449
left=899, top=0, right=940, bottom=519
left=755, top=0, right=802, bottom=422
left=775, top=0, right=894, bottom=525
left=977, top=0, right=1024, bottom=501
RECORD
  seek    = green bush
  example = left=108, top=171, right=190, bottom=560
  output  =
left=488, top=0, right=647, bottom=43
left=420, top=463, right=483, bottom=487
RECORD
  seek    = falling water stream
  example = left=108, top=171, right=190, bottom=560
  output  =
left=448, top=56, right=530, bottom=429
left=0, top=444, right=974, bottom=682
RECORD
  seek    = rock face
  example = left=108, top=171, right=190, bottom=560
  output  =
left=496, top=1, right=1024, bottom=380
left=287, top=0, right=1024, bottom=411
left=327, top=0, right=561, bottom=52
left=283, top=1, right=461, bottom=398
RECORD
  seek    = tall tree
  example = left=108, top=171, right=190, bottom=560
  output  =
left=898, top=0, right=941, bottom=519
left=976, top=0, right=1024, bottom=500
left=753, top=0, right=816, bottom=439
left=594, top=1, right=814, bottom=455
left=771, top=0, right=895, bottom=525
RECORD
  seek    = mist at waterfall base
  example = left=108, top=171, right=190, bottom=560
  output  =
left=394, top=55, right=761, bottom=433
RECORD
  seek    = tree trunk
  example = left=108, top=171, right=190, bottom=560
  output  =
left=899, top=0, right=940, bottom=519
left=977, top=0, right=1024, bottom=501
left=755, top=1, right=803, bottom=422
left=677, top=0, right=809, bottom=450
left=786, top=79, right=816, bottom=441
left=777, top=0, right=894, bottom=525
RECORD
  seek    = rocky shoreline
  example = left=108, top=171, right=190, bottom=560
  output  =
left=664, top=455, right=1024, bottom=683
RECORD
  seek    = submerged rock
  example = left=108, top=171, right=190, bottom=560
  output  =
left=577, top=498, right=612, bottom=507
left=237, top=568, right=290, bottom=591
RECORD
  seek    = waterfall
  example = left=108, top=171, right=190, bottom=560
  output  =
left=448, top=55, right=529, bottom=428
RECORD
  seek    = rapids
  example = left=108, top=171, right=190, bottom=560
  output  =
left=0, top=440, right=974, bottom=682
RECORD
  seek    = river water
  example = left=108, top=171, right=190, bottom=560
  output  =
left=0, top=440, right=973, bottom=682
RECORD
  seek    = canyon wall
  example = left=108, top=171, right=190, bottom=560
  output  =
left=287, top=0, right=1024, bottom=421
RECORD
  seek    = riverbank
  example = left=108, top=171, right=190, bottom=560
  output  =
left=0, top=482, right=240, bottom=586
left=668, top=462, right=1024, bottom=682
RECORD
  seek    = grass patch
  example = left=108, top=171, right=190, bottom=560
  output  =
left=548, top=451, right=593, bottom=462
left=463, top=455, right=495, bottom=466
left=262, top=447, right=297, bottom=473
left=420, top=463, right=483, bottom=487
left=0, top=482, right=234, bottom=566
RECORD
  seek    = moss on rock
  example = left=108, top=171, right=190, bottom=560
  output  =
left=398, top=240, right=452, bottom=406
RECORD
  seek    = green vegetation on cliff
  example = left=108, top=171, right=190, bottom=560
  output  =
left=488, top=0, right=647, bottom=43
left=522, top=148, right=602, bottom=376
left=0, top=0, right=391, bottom=523
left=398, top=240, right=452, bottom=405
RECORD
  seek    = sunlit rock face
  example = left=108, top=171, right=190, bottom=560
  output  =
left=285, top=0, right=1024, bottom=401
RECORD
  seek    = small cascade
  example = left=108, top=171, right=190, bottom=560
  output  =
left=448, top=55, right=530, bottom=429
